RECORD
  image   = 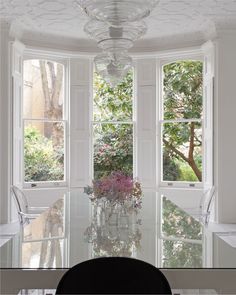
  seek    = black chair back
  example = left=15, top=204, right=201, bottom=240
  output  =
left=56, top=257, right=172, bottom=294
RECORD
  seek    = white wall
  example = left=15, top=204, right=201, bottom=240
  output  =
left=136, top=59, right=157, bottom=188
left=215, top=32, right=236, bottom=223
left=0, top=22, right=11, bottom=224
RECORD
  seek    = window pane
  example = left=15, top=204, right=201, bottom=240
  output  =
left=162, top=240, right=202, bottom=268
left=93, top=124, right=133, bottom=179
left=23, top=59, right=64, bottom=120
left=163, top=61, right=203, bottom=120
left=162, top=122, right=202, bottom=182
left=162, top=197, right=202, bottom=240
left=93, top=71, right=133, bottom=122
left=24, top=121, right=65, bottom=182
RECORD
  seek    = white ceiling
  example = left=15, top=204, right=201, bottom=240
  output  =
left=1, top=0, right=236, bottom=52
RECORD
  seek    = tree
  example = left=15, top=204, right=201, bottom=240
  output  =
left=39, top=60, right=64, bottom=147
left=163, top=151, right=181, bottom=181
left=93, top=72, right=133, bottom=122
left=94, top=124, right=133, bottom=179
left=163, top=61, right=203, bottom=181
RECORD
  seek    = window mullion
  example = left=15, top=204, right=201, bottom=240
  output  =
left=23, top=118, right=67, bottom=123
left=160, top=118, right=202, bottom=124
left=92, top=121, right=133, bottom=124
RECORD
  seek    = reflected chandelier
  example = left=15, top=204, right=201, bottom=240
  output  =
left=77, top=0, right=159, bottom=87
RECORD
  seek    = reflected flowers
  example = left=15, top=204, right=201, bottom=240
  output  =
left=84, top=199, right=142, bottom=257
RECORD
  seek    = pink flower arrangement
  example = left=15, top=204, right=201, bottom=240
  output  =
left=84, top=171, right=142, bottom=206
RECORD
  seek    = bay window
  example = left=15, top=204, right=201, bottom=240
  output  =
left=14, top=50, right=211, bottom=191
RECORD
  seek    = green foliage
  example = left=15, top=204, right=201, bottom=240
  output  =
left=163, top=151, right=181, bottom=181
left=163, top=61, right=203, bottom=120
left=162, top=197, right=202, bottom=240
left=163, top=61, right=203, bottom=181
left=162, top=240, right=202, bottom=268
left=24, top=126, right=64, bottom=182
left=94, top=124, right=133, bottom=179
left=93, top=71, right=133, bottom=179
left=93, top=71, right=133, bottom=121
left=178, top=161, right=199, bottom=182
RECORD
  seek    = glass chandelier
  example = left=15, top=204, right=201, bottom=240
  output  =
left=94, top=52, right=132, bottom=87
left=77, top=0, right=159, bottom=87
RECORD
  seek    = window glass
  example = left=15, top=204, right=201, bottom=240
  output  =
left=24, top=121, right=65, bottom=182
left=162, top=122, right=202, bottom=182
left=23, top=60, right=64, bottom=120
left=93, top=123, right=133, bottom=180
left=23, top=59, right=65, bottom=183
left=163, top=61, right=203, bottom=120
left=93, top=71, right=133, bottom=122
left=93, top=71, right=133, bottom=180
left=161, top=60, right=203, bottom=184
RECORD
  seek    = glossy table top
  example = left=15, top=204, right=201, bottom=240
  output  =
left=1, top=190, right=236, bottom=269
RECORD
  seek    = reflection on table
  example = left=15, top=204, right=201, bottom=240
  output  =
left=84, top=198, right=142, bottom=258
left=161, top=197, right=202, bottom=268
left=22, top=198, right=64, bottom=268
left=1, top=190, right=236, bottom=269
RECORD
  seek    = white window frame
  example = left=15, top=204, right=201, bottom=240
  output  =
left=91, top=69, right=136, bottom=179
left=22, top=54, right=69, bottom=188
left=157, top=54, right=204, bottom=189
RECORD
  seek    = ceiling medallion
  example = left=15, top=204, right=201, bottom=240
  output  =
left=77, top=0, right=159, bottom=87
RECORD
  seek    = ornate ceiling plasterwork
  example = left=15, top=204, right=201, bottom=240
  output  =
left=1, top=0, right=236, bottom=51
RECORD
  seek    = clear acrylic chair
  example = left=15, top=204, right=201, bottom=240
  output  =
left=198, top=186, right=215, bottom=225
left=11, top=185, right=40, bottom=225
left=183, top=186, right=215, bottom=225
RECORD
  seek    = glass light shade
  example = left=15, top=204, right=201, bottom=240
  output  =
left=77, top=0, right=159, bottom=23
left=84, top=19, right=147, bottom=43
left=98, top=38, right=133, bottom=52
left=78, top=0, right=158, bottom=87
left=94, top=52, right=132, bottom=87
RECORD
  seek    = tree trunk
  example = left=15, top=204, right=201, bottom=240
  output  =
left=39, top=61, right=63, bottom=147
left=188, top=158, right=202, bottom=181
left=47, top=62, right=63, bottom=147
left=39, top=61, right=52, bottom=138
left=163, top=121, right=202, bottom=182
left=188, top=122, right=202, bottom=181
